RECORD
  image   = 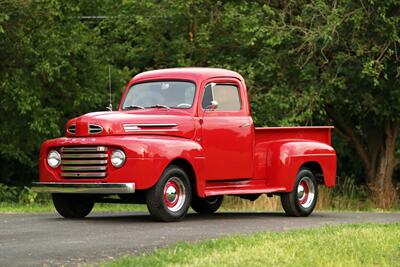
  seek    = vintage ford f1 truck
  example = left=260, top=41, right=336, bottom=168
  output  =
left=33, top=68, right=336, bottom=221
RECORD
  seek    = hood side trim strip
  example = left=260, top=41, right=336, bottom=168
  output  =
left=123, top=123, right=178, bottom=132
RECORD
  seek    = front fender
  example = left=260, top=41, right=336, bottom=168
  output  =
left=130, top=136, right=205, bottom=190
left=39, top=135, right=205, bottom=191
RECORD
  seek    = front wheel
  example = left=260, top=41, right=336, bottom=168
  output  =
left=52, top=194, right=94, bottom=218
left=146, top=165, right=191, bottom=222
left=280, top=168, right=318, bottom=217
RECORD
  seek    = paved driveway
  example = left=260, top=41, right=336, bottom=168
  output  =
left=0, top=211, right=399, bottom=266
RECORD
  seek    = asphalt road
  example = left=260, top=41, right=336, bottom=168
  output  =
left=0, top=211, right=399, bottom=266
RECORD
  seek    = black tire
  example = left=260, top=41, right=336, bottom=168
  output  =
left=52, top=194, right=94, bottom=218
left=146, top=165, right=191, bottom=222
left=280, top=168, right=318, bottom=217
left=191, top=195, right=223, bottom=214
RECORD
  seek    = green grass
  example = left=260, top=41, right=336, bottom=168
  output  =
left=0, top=202, right=54, bottom=213
left=1, top=181, right=398, bottom=214
left=100, top=223, right=400, bottom=267
left=0, top=202, right=147, bottom=213
left=0, top=196, right=398, bottom=214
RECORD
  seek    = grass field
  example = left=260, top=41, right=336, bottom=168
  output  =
left=1, top=177, right=399, bottom=213
left=100, top=223, right=400, bottom=267
left=0, top=202, right=147, bottom=213
left=1, top=179, right=398, bottom=214
left=1, top=188, right=398, bottom=214
left=0, top=194, right=398, bottom=214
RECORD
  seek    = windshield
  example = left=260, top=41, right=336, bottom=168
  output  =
left=122, top=81, right=196, bottom=110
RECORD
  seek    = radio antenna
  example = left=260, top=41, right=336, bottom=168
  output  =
left=107, top=64, right=112, bottom=111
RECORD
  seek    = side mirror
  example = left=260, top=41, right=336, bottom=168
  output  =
left=206, top=100, right=218, bottom=110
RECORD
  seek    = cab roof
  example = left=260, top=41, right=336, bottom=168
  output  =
left=130, top=67, right=244, bottom=84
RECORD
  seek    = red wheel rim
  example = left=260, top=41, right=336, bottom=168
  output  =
left=297, top=177, right=315, bottom=208
left=298, top=180, right=309, bottom=205
left=163, top=177, right=186, bottom=212
left=163, top=180, right=180, bottom=208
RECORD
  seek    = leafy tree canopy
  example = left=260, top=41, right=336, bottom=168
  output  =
left=0, top=0, right=398, bottom=207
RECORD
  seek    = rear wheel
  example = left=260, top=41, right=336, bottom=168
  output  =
left=191, top=195, right=223, bottom=214
left=146, top=165, right=191, bottom=222
left=52, top=194, right=94, bottom=218
left=280, top=168, right=318, bottom=217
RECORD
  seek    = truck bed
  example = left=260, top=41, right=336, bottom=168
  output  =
left=254, top=126, right=333, bottom=145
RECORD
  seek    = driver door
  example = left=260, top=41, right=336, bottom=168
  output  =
left=200, top=79, right=253, bottom=181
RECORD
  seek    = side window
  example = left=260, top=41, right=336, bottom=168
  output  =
left=213, top=84, right=241, bottom=111
left=202, top=83, right=241, bottom=111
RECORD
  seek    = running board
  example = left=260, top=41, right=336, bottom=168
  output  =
left=204, top=187, right=286, bottom=197
left=204, top=179, right=286, bottom=197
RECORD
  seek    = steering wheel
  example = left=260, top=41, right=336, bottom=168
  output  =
left=177, top=103, right=191, bottom=108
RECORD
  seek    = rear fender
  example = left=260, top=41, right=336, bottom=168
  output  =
left=260, top=141, right=336, bottom=191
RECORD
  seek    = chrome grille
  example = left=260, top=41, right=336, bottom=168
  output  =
left=67, top=124, right=76, bottom=134
left=89, top=124, right=103, bottom=134
left=61, top=146, right=108, bottom=178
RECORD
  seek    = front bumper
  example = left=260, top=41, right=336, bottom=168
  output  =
left=32, top=182, right=135, bottom=194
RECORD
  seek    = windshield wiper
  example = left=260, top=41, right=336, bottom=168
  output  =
left=148, top=104, right=171, bottom=110
left=125, top=105, right=145, bottom=110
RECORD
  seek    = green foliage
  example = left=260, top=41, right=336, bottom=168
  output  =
left=0, top=184, right=41, bottom=205
left=0, top=0, right=399, bottom=206
left=0, top=1, right=110, bottom=184
left=248, top=1, right=400, bottom=206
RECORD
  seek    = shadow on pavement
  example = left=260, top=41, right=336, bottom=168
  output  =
left=43, top=211, right=320, bottom=224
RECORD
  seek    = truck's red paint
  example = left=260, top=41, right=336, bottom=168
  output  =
left=38, top=68, right=336, bottom=199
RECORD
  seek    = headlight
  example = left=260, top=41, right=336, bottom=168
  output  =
left=111, top=149, right=126, bottom=168
left=47, top=150, right=61, bottom=168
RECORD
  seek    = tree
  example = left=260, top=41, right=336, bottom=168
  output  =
left=251, top=0, right=400, bottom=207
left=0, top=0, right=398, bottom=209
left=92, top=0, right=400, bottom=207
left=0, top=1, right=108, bottom=184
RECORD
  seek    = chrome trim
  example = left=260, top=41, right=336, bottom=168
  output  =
left=134, top=123, right=178, bottom=127
left=124, top=123, right=178, bottom=132
left=61, top=166, right=107, bottom=171
left=32, top=182, right=135, bottom=194
left=61, top=172, right=107, bottom=178
left=297, top=176, right=316, bottom=209
left=60, top=146, right=108, bottom=178
left=88, top=124, right=103, bottom=134
left=61, top=146, right=107, bottom=152
left=125, top=128, right=179, bottom=132
left=163, top=176, right=186, bottom=212
left=62, top=153, right=108, bottom=159
left=62, top=159, right=108, bottom=165
left=123, top=125, right=140, bottom=131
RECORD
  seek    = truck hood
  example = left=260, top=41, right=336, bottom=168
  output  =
left=65, top=110, right=196, bottom=139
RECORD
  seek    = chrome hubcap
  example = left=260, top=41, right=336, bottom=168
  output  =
left=163, top=177, right=186, bottom=212
left=297, top=177, right=315, bottom=209
left=297, top=184, right=305, bottom=199
left=165, top=185, right=177, bottom=203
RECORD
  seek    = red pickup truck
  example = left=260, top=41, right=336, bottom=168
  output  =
left=33, top=68, right=336, bottom=221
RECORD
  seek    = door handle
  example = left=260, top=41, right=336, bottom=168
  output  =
left=239, top=123, right=251, bottom=128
